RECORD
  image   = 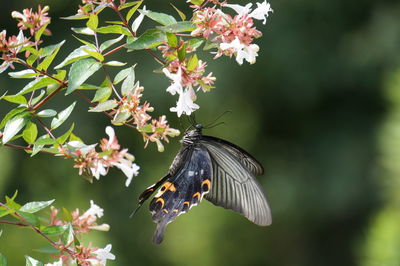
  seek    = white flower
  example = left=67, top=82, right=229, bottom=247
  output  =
left=170, top=88, right=199, bottom=117
left=89, top=223, right=110, bottom=231
left=83, top=200, right=104, bottom=219
left=90, top=161, right=107, bottom=180
left=92, top=244, right=116, bottom=265
left=225, top=1, right=273, bottom=24
left=132, top=5, right=146, bottom=32
left=220, top=37, right=259, bottom=65
left=112, top=160, right=140, bottom=187
left=45, top=258, right=63, bottom=266
left=163, top=67, right=183, bottom=95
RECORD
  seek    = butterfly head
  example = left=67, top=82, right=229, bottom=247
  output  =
left=182, top=124, right=203, bottom=145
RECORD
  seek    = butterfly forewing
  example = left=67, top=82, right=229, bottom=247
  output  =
left=202, top=135, right=264, bottom=176
left=149, top=145, right=212, bottom=244
left=201, top=141, right=272, bottom=226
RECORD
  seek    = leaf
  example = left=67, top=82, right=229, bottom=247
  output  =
left=0, top=253, right=6, bottom=266
left=8, top=69, right=37, bottom=79
left=33, top=245, right=59, bottom=254
left=37, top=40, right=65, bottom=71
left=67, top=59, right=101, bottom=94
left=57, top=123, right=75, bottom=144
left=119, top=1, right=142, bottom=10
left=157, top=21, right=196, bottom=33
left=61, top=13, right=89, bottom=20
left=62, top=207, right=72, bottom=222
left=17, top=211, right=40, bottom=226
left=0, top=107, right=26, bottom=129
left=62, top=224, right=74, bottom=246
left=100, top=35, right=124, bottom=52
left=121, top=66, right=136, bottom=96
left=33, top=135, right=57, bottom=145
left=31, top=144, right=44, bottom=157
left=170, top=4, right=186, bottom=21
left=96, top=25, right=130, bottom=35
left=83, top=48, right=104, bottom=62
left=104, top=61, right=126, bottom=66
left=166, top=32, right=178, bottom=47
left=139, top=9, right=177, bottom=26
left=188, top=38, right=204, bottom=50
left=187, top=54, right=199, bottom=71
left=88, top=100, right=118, bottom=112
left=126, top=29, right=166, bottom=50
left=22, top=122, right=38, bottom=144
left=112, top=111, right=131, bottom=125
left=71, top=27, right=95, bottom=35
left=126, top=1, right=142, bottom=22
left=17, top=77, right=56, bottom=95
left=51, top=102, right=76, bottom=129
left=190, top=0, right=204, bottom=5
left=114, top=67, right=131, bottom=84
left=24, top=256, right=43, bottom=266
left=30, top=90, right=46, bottom=106
left=87, top=14, right=99, bottom=30
left=35, top=24, right=48, bottom=41
left=2, top=95, right=27, bottom=105
left=92, top=86, right=112, bottom=102
left=2, top=113, right=29, bottom=144
left=41, top=225, right=68, bottom=236
left=36, top=109, right=57, bottom=118
left=54, top=45, right=93, bottom=69
left=20, top=199, right=54, bottom=213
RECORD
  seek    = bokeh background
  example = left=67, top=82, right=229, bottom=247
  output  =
left=1, top=0, right=400, bottom=265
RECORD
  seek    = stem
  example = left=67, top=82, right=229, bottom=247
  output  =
left=103, top=44, right=125, bottom=57
left=32, top=84, right=67, bottom=111
left=0, top=220, right=28, bottom=227
left=34, top=116, right=56, bottom=139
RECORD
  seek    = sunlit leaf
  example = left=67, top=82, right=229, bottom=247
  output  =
left=41, top=225, right=68, bottom=236
left=157, top=21, right=196, bottom=33
left=8, top=69, right=37, bottom=79
left=121, top=66, right=136, bottom=96
left=20, top=199, right=55, bottom=213
left=100, top=35, right=124, bottom=52
left=71, top=27, right=95, bottom=35
left=88, top=100, right=118, bottom=112
left=83, top=48, right=104, bottom=62
left=126, top=1, right=142, bottom=22
left=93, top=86, right=112, bottom=102
left=126, top=29, right=166, bottom=50
left=87, top=14, right=99, bottom=30
left=96, top=25, right=131, bottom=35
left=22, top=122, right=38, bottom=144
left=24, top=255, right=43, bottom=266
left=67, top=59, right=101, bottom=94
left=104, top=61, right=126, bottom=66
left=33, top=135, right=57, bottom=146
left=37, top=40, right=66, bottom=71
left=54, top=45, right=94, bottom=69
left=2, top=95, right=27, bottom=105
left=139, top=9, right=177, bottom=26
left=35, top=24, right=49, bottom=41
left=36, top=109, right=57, bottom=118
left=17, top=77, right=56, bottom=95
left=51, top=102, right=76, bottom=129
left=170, top=3, right=186, bottom=21
left=2, top=113, right=29, bottom=144
left=61, top=224, right=74, bottom=246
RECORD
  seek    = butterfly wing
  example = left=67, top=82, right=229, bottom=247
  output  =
left=202, top=135, right=264, bottom=176
left=201, top=140, right=272, bottom=226
left=149, top=145, right=213, bottom=244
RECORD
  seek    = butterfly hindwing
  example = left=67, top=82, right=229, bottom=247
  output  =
left=201, top=140, right=272, bottom=226
left=149, top=145, right=212, bottom=244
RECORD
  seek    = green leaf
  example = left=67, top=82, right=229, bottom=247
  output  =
left=17, top=77, right=56, bottom=96
left=178, top=43, right=187, bottom=61
left=100, top=35, right=124, bottom=52
left=126, top=29, right=166, bottom=50
left=24, top=255, right=43, bottom=266
left=187, top=54, right=199, bottom=71
left=88, top=100, right=117, bottom=112
left=119, top=1, right=142, bottom=10
left=96, top=25, right=130, bottom=35
left=126, top=1, right=142, bottom=22
left=87, top=14, right=99, bottom=30
left=0, top=107, right=26, bottom=129
left=138, top=124, right=153, bottom=133
left=30, top=90, right=46, bottom=106
left=190, top=0, right=204, bottom=5
left=67, top=59, right=101, bottom=94
left=121, top=66, right=136, bottom=96
left=166, top=32, right=178, bottom=47
left=158, top=21, right=196, bottom=33
left=26, top=54, right=38, bottom=65
left=61, top=13, right=89, bottom=20
left=8, top=69, right=37, bottom=79
left=35, top=24, right=48, bottom=41
left=62, top=224, right=74, bottom=246
left=92, top=86, right=112, bottom=102
left=20, top=199, right=54, bottom=213
left=112, top=111, right=131, bottom=125
left=51, top=102, right=76, bottom=129
left=31, top=144, right=44, bottom=157
left=62, top=207, right=72, bottom=222
left=71, top=27, right=95, bottom=35
left=57, top=123, right=74, bottom=144
left=2, top=95, right=27, bottom=105
left=36, top=109, right=57, bottom=118
left=114, top=67, right=131, bottom=84
left=2, top=113, right=29, bottom=144
left=104, top=61, right=126, bottom=66
left=17, top=211, right=40, bottom=226
left=0, top=253, right=6, bottom=266
left=22, top=122, right=38, bottom=144
left=170, top=3, right=186, bottom=21
left=41, top=225, right=68, bottom=236
left=188, top=38, right=204, bottom=50
left=83, top=48, right=104, bottom=62
left=37, top=40, right=65, bottom=71
left=33, top=245, right=59, bottom=254
left=139, top=9, right=177, bottom=26
left=33, top=135, right=57, bottom=145
left=54, top=45, right=93, bottom=69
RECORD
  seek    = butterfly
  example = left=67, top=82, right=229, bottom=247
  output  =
left=135, top=124, right=272, bottom=244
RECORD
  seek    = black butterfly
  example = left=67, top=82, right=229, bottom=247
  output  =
left=136, top=124, right=272, bottom=244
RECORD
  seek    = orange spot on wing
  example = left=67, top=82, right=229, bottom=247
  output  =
left=201, top=179, right=211, bottom=191
left=156, top=198, right=165, bottom=208
left=192, top=192, right=201, bottom=201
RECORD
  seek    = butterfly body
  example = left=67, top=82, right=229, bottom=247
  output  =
left=138, top=124, right=272, bottom=244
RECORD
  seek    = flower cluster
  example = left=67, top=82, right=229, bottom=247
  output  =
left=47, top=201, right=115, bottom=266
left=12, top=5, right=51, bottom=37
left=191, top=0, right=273, bottom=65
left=111, top=81, right=180, bottom=152
left=0, top=30, right=25, bottom=73
left=66, top=126, right=139, bottom=186
left=160, top=40, right=216, bottom=117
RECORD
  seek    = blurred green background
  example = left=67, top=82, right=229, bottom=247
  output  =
left=1, top=0, right=400, bottom=265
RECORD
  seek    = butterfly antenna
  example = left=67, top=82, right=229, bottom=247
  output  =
left=206, top=121, right=226, bottom=129
left=204, top=110, right=232, bottom=128
left=129, top=202, right=143, bottom=218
